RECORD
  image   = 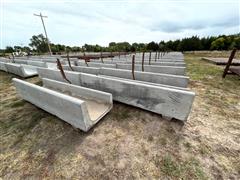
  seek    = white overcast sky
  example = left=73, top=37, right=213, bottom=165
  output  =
left=0, top=0, right=239, bottom=48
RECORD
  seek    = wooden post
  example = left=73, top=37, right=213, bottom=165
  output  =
left=34, top=13, right=52, bottom=56
left=149, top=51, right=151, bottom=65
left=222, top=48, right=237, bottom=78
left=119, top=51, right=120, bottom=59
left=142, top=52, right=145, bottom=72
left=67, top=52, right=74, bottom=71
left=155, top=51, right=157, bottom=62
left=56, top=58, right=71, bottom=84
left=132, top=55, right=135, bottom=80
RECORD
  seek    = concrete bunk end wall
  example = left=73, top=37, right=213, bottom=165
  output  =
left=62, top=65, right=189, bottom=88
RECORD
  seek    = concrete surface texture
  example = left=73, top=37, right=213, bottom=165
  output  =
left=134, top=57, right=184, bottom=62
left=37, top=68, right=195, bottom=121
left=4, top=63, right=38, bottom=77
left=116, top=64, right=185, bottom=75
left=37, top=67, right=82, bottom=85
left=99, top=74, right=190, bottom=91
left=100, top=67, right=189, bottom=88
left=62, top=65, right=189, bottom=88
left=77, top=61, right=116, bottom=68
left=0, top=57, right=12, bottom=63
left=80, top=73, right=195, bottom=121
left=134, top=52, right=184, bottom=59
left=88, top=59, right=186, bottom=67
left=0, top=62, right=8, bottom=72
left=76, top=61, right=185, bottom=75
left=111, top=56, right=184, bottom=62
left=13, top=78, right=113, bottom=132
left=14, top=59, right=48, bottom=68
left=15, top=56, right=64, bottom=64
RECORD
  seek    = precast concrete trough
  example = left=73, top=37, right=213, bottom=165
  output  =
left=3, top=63, right=38, bottom=77
left=0, top=62, right=8, bottom=71
left=89, top=59, right=186, bottom=67
left=14, top=59, right=58, bottom=69
left=111, top=57, right=184, bottom=62
left=13, top=78, right=113, bottom=132
left=14, top=59, right=48, bottom=68
left=62, top=65, right=189, bottom=88
left=76, top=61, right=185, bottom=75
left=37, top=68, right=195, bottom=121
left=16, top=56, right=63, bottom=63
left=0, top=57, right=11, bottom=63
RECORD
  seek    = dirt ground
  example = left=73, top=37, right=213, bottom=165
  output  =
left=0, top=54, right=239, bottom=179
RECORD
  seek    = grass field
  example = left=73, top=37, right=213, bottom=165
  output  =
left=184, top=50, right=240, bottom=59
left=0, top=54, right=240, bottom=179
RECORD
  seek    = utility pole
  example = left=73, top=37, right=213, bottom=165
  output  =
left=34, top=12, right=52, bottom=55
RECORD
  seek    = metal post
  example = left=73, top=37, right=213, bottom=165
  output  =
left=56, top=58, right=71, bottom=84
left=222, top=48, right=237, bottom=78
left=11, top=53, right=15, bottom=63
left=101, top=51, right=103, bottom=63
left=67, top=52, right=74, bottom=71
left=142, top=52, right=145, bottom=72
left=111, top=51, right=113, bottom=61
left=83, top=53, right=88, bottom=66
left=149, top=51, right=151, bottom=65
left=132, top=55, right=135, bottom=80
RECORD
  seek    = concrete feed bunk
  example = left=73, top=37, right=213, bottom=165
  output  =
left=62, top=65, right=189, bottom=88
left=13, top=78, right=113, bottom=132
left=88, top=59, right=186, bottom=67
left=4, top=63, right=38, bottom=77
left=0, top=62, right=8, bottom=72
left=76, top=61, right=186, bottom=75
left=37, top=68, right=195, bottom=121
left=14, top=59, right=48, bottom=68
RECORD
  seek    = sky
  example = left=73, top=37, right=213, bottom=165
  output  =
left=0, top=0, right=239, bottom=48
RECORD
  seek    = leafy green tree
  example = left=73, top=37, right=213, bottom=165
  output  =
left=109, top=42, right=116, bottom=47
left=231, top=37, right=240, bottom=49
left=147, top=41, right=159, bottom=51
left=131, top=43, right=139, bottom=52
left=210, top=37, right=225, bottom=50
left=5, top=46, right=14, bottom=53
left=29, top=34, right=48, bottom=53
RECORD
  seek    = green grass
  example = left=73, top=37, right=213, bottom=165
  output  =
left=185, top=54, right=240, bottom=118
left=185, top=54, right=240, bottom=84
left=110, top=104, right=132, bottom=120
left=9, top=99, right=27, bottom=108
left=159, top=155, right=207, bottom=179
left=184, top=50, right=240, bottom=59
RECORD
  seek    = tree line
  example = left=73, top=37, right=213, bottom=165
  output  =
left=2, top=33, right=239, bottom=54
